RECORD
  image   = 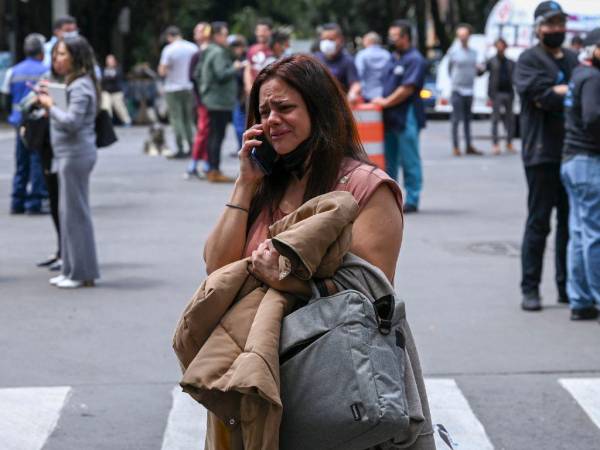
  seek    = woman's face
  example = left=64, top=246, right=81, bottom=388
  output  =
left=258, top=77, right=311, bottom=155
left=53, top=42, right=73, bottom=76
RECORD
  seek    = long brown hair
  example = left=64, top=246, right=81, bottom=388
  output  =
left=246, top=54, right=370, bottom=226
left=53, top=36, right=101, bottom=106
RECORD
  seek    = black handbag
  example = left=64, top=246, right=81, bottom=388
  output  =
left=95, top=109, right=118, bottom=148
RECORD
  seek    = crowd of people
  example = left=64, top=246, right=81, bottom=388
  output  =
left=3, top=1, right=599, bottom=328
left=155, top=18, right=430, bottom=214
left=1, top=2, right=598, bottom=449
left=429, top=1, right=600, bottom=321
left=158, top=19, right=294, bottom=183
left=515, top=1, right=599, bottom=322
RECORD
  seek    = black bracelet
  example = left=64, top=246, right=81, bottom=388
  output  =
left=225, top=203, right=249, bottom=213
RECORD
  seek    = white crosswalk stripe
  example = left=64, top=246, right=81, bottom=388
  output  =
left=161, top=380, right=496, bottom=449
left=425, top=378, right=494, bottom=450
left=559, top=378, right=600, bottom=429
left=3, top=378, right=600, bottom=449
left=161, top=387, right=207, bottom=450
left=0, top=386, right=71, bottom=450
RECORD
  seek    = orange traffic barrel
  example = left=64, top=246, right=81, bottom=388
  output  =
left=352, top=103, right=385, bottom=170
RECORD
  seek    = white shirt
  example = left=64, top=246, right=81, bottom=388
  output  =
left=43, top=36, right=58, bottom=68
left=0, top=67, right=13, bottom=94
left=159, top=39, right=198, bottom=92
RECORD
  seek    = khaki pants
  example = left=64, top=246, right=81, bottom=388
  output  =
left=101, top=91, right=132, bottom=125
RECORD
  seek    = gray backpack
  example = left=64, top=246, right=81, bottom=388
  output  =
left=279, top=259, right=415, bottom=450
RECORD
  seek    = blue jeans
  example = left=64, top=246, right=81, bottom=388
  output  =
left=561, top=155, right=600, bottom=310
left=232, top=100, right=246, bottom=149
left=384, top=106, right=422, bottom=207
left=11, top=133, right=46, bottom=212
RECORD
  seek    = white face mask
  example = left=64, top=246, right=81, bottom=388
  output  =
left=283, top=48, right=293, bottom=57
left=63, top=30, right=79, bottom=38
left=319, top=39, right=337, bottom=56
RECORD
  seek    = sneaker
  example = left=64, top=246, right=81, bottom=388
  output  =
left=521, top=291, right=542, bottom=311
left=56, top=278, right=95, bottom=289
left=403, top=204, right=418, bottom=214
left=452, top=147, right=461, bottom=156
left=206, top=170, right=235, bottom=183
left=492, top=144, right=501, bottom=155
left=147, top=146, right=160, bottom=157
left=49, top=274, right=67, bottom=285
left=10, top=208, right=25, bottom=215
left=466, top=146, right=483, bottom=156
left=570, top=307, right=598, bottom=321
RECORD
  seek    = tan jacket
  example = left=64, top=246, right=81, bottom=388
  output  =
left=173, top=191, right=359, bottom=450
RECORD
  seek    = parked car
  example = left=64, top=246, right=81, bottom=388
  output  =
left=420, top=58, right=439, bottom=114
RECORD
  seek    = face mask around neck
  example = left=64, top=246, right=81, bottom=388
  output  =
left=280, top=140, right=311, bottom=179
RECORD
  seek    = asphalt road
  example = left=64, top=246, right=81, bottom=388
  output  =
left=1, top=120, right=599, bottom=450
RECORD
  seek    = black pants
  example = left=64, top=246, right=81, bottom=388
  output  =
left=521, top=163, right=569, bottom=296
left=43, top=171, right=61, bottom=258
left=207, top=110, right=231, bottom=171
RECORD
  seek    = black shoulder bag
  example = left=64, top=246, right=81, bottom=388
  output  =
left=95, top=109, right=118, bottom=148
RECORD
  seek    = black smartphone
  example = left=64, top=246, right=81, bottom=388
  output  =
left=250, top=134, right=278, bottom=175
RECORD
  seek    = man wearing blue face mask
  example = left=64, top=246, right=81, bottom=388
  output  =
left=514, top=1, right=578, bottom=312
left=313, top=23, right=361, bottom=102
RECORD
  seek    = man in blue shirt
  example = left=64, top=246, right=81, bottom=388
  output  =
left=372, top=20, right=427, bottom=213
left=2, top=34, right=48, bottom=214
left=43, top=16, right=78, bottom=68
left=355, top=32, right=391, bottom=101
left=313, top=23, right=361, bottom=102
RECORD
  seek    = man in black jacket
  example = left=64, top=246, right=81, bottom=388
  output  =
left=560, top=28, right=600, bottom=321
left=514, top=1, right=578, bottom=311
left=482, top=38, right=516, bottom=155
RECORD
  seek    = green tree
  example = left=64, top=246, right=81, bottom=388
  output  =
left=67, top=0, right=501, bottom=69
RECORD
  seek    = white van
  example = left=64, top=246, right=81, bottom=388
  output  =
left=435, top=0, right=600, bottom=115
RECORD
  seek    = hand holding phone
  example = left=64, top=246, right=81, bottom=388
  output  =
left=250, top=134, right=278, bottom=175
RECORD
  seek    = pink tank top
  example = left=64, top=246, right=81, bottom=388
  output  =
left=243, top=158, right=403, bottom=257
